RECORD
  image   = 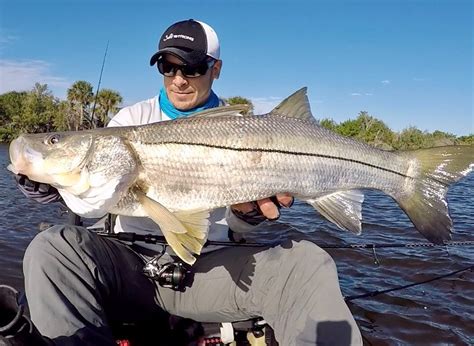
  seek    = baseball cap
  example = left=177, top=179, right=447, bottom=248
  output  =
left=150, top=19, right=220, bottom=66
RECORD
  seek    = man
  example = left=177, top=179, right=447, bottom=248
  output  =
left=12, top=19, right=362, bottom=345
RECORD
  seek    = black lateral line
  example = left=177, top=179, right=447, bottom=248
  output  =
left=154, top=141, right=409, bottom=178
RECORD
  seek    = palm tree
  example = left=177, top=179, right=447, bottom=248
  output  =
left=67, top=81, right=93, bottom=130
left=94, top=89, right=123, bottom=127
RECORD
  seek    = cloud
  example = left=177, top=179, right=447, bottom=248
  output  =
left=381, top=80, right=390, bottom=85
left=350, top=92, right=373, bottom=97
left=412, top=77, right=425, bottom=81
left=250, top=96, right=282, bottom=114
left=247, top=94, right=322, bottom=115
left=0, top=59, right=70, bottom=97
left=0, top=34, right=18, bottom=49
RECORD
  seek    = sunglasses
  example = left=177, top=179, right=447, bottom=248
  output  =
left=157, top=59, right=216, bottom=78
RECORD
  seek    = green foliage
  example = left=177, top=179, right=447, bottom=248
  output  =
left=330, top=112, right=395, bottom=149
left=319, top=118, right=337, bottom=131
left=0, top=84, right=62, bottom=141
left=0, top=91, right=27, bottom=128
left=93, top=89, right=123, bottom=127
left=224, top=96, right=254, bottom=114
left=0, top=81, right=123, bottom=141
left=67, top=81, right=94, bottom=130
left=457, top=134, right=474, bottom=145
left=316, top=112, right=469, bottom=150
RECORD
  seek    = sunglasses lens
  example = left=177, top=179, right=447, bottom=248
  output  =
left=158, top=61, right=176, bottom=76
left=158, top=60, right=215, bottom=78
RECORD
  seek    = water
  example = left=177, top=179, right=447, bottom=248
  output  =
left=1, top=143, right=473, bottom=344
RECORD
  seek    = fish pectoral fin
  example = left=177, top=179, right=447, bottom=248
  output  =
left=137, top=191, right=210, bottom=265
left=307, top=190, right=365, bottom=234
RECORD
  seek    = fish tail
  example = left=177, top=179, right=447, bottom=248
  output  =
left=397, top=145, right=473, bottom=243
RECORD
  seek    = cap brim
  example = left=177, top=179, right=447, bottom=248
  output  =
left=149, top=47, right=208, bottom=66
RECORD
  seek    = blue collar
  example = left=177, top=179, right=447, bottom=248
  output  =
left=159, top=88, right=220, bottom=119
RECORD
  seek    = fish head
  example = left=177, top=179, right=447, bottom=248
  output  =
left=8, top=131, right=94, bottom=188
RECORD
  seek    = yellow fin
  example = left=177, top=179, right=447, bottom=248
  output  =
left=159, top=230, right=197, bottom=265
left=137, top=192, right=188, bottom=234
left=174, top=210, right=210, bottom=239
left=136, top=191, right=210, bottom=265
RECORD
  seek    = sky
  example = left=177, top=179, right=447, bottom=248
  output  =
left=0, top=0, right=472, bottom=135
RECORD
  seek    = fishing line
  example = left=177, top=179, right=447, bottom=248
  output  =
left=344, top=265, right=473, bottom=301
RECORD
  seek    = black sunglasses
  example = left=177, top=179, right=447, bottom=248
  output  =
left=157, top=59, right=216, bottom=78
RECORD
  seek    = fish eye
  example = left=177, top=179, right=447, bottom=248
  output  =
left=45, top=134, right=60, bottom=145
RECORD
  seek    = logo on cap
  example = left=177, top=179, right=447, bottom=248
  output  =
left=163, top=33, right=195, bottom=42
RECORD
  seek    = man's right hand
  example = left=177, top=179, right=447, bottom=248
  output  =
left=15, top=174, right=62, bottom=204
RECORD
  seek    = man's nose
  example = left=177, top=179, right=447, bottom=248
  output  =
left=173, top=70, right=188, bottom=87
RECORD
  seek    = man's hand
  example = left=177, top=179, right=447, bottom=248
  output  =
left=15, top=174, right=62, bottom=204
left=231, top=193, right=294, bottom=222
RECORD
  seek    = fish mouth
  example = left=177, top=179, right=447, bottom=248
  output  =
left=8, top=136, right=42, bottom=175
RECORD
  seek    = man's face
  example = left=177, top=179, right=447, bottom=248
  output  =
left=163, top=54, right=222, bottom=111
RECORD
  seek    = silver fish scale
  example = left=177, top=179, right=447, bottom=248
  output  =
left=132, top=114, right=407, bottom=172
left=122, top=115, right=413, bottom=211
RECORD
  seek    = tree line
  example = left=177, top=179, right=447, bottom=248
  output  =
left=319, top=113, right=472, bottom=150
left=0, top=81, right=122, bottom=142
left=0, top=81, right=472, bottom=149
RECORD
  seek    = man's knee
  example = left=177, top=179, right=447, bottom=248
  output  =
left=24, top=225, right=88, bottom=270
left=281, top=239, right=337, bottom=274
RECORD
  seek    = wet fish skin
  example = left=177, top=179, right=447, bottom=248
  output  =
left=8, top=88, right=474, bottom=264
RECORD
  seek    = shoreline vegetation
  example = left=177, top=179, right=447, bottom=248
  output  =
left=1, top=81, right=472, bottom=149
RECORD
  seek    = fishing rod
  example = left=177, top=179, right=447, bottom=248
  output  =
left=96, top=231, right=474, bottom=249
left=97, top=231, right=473, bottom=301
left=90, top=40, right=109, bottom=127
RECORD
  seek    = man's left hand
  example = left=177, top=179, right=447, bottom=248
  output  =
left=231, top=193, right=294, bottom=221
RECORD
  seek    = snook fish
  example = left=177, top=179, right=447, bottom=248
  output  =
left=8, top=88, right=474, bottom=264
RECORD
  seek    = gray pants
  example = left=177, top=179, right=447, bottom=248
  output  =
left=23, top=225, right=362, bottom=345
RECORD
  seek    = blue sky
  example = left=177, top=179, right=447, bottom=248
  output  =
left=0, top=0, right=472, bottom=135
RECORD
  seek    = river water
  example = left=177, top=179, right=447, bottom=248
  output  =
left=0, top=143, right=473, bottom=344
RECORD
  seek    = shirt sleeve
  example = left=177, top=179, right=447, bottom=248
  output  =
left=108, top=96, right=161, bottom=127
left=225, top=207, right=262, bottom=233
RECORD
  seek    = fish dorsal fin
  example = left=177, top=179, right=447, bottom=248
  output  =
left=190, top=104, right=251, bottom=118
left=136, top=190, right=210, bottom=265
left=307, top=190, right=365, bottom=234
left=269, top=87, right=314, bottom=121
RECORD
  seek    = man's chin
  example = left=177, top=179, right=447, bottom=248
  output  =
left=169, top=96, right=195, bottom=111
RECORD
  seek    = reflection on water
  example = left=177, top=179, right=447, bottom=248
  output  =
left=0, top=143, right=473, bottom=344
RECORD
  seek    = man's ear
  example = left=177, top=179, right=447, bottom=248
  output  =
left=212, top=60, right=222, bottom=80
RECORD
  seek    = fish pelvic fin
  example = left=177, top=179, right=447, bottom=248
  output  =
left=137, top=190, right=210, bottom=265
left=307, top=190, right=364, bottom=234
left=269, top=87, right=314, bottom=121
left=397, top=145, right=474, bottom=244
